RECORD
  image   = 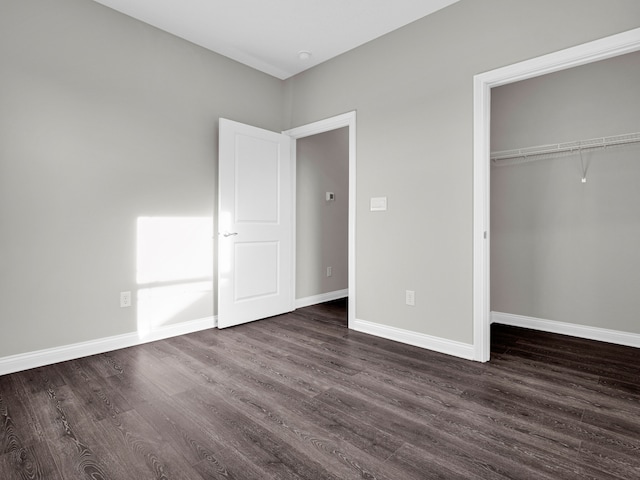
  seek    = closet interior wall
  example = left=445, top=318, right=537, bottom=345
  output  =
left=490, top=50, right=640, bottom=336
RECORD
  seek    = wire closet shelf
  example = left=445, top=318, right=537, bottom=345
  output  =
left=490, top=131, right=640, bottom=166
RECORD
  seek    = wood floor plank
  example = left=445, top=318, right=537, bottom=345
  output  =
left=210, top=357, right=405, bottom=461
left=432, top=406, right=583, bottom=479
left=385, top=441, right=496, bottom=480
left=502, top=342, right=640, bottom=382
left=27, top=383, right=111, bottom=479
left=188, top=357, right=408, bottom=477
left=0, top=441, right=63, bottom=480
left=577, top=441, right=640, bottom=480
left=93, top=409, right=202, bottom=480
left=1, top=301, right=640, bottom=479
left=51, top=358, right=134, bottom=423
left=175, top=330, right=347, bottom=397
left=1, top=378, right=44, bottom=453
left=185, top=382, right=405, bottom=480
left=117, top=347, right=196, bottom=397
left=315, top=386, right=545, bottom=480
left=175, top=386, right=343, bottom=480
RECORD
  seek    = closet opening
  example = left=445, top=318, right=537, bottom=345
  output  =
left=472, top=27, right=640, bottom=362
left=490, top=51, right=640, bottom=351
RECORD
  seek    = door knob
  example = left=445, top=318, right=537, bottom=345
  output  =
left=220, top=232, right=238, bottom=237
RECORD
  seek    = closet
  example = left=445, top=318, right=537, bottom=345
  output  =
left=489, top=50, right=640, bottom=341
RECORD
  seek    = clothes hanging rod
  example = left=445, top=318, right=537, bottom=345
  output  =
left=491, top=131, right=640, bottom=164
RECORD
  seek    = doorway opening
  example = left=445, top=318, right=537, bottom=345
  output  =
left=284, top=111, right=357, bottom=329
left=294, top=127, right=349, bottom=311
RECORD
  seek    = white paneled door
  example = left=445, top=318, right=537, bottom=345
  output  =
left=217, top=118, right=294, bottom=328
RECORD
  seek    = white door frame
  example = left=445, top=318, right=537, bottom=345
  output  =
left=283, top=111, right=357, bottom=329
left=472, top=27, right=640, bottom=362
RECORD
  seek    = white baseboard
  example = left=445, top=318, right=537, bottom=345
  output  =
left=491, top=312, right=640, bottom=348
left=295, top=289, right=348, bottom=309
left=0, top=316, right=216, bottom=376
left=352, top=319, right=475, bottom=360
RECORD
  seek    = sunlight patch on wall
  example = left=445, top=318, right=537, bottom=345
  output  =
left=137, top=282, right=212, bottom=338
left=137, top=217, right=213, bottom=283
left=136, top=217, right=213, bottom=338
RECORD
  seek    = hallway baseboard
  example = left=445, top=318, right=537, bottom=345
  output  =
left=295, top=289, right=348, bottom=309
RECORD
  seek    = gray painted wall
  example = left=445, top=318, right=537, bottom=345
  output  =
left=296, top=128, right=349, bottom=299
left=283, top=0, right=640, bottom=343
left=2, top=0, right=640, bottom=360
left=0, top=0, right=283, bottom=357
left=491, top=52, right=640, bottom=151
left=490, top=52, right=640, bottom=334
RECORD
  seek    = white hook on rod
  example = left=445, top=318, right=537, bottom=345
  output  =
left=579, top=147, right=587, bottom=183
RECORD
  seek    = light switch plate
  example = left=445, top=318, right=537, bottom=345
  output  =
left=405, top=290, right=415, bottom=306
left=370, top=197, right=387, bottom=211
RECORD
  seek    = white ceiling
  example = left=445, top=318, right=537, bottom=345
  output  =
left=92, top=0, right=460, bottom=79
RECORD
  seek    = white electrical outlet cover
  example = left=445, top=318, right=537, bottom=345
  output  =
left=120, top=291, right=132, bottom=307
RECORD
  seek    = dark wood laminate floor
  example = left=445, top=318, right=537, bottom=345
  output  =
left=2, top=299, right=640, bottom=479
